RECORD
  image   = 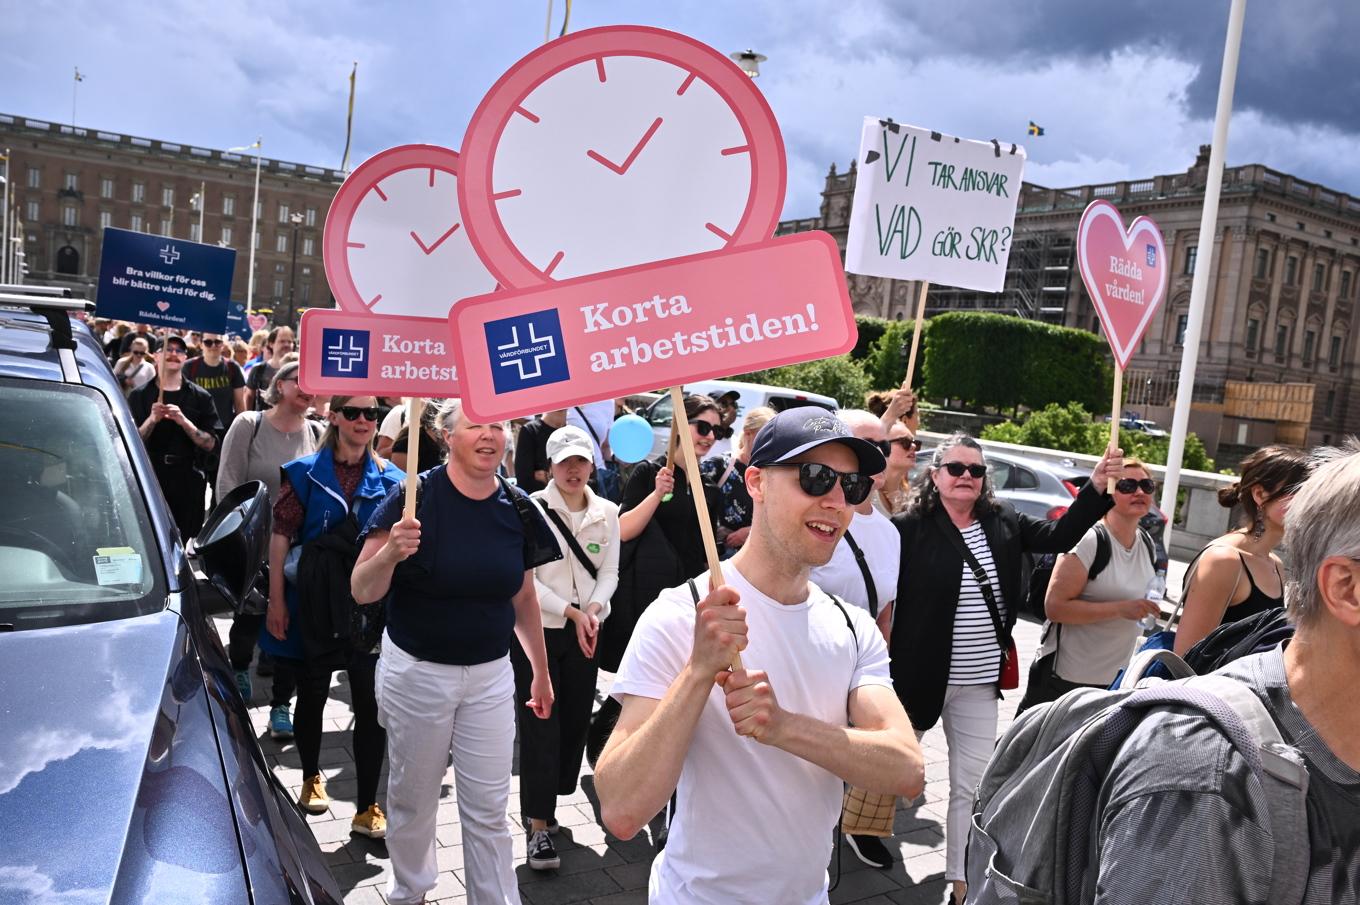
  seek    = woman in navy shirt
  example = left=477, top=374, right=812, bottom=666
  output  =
left=353, top=398, right=560, bottom=905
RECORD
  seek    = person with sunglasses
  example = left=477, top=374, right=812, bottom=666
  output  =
left=266, top=394, right=403, bottom=839
left=112, top=336, right=156, bottom=395
left=889, top=432, right=1124, bottom=905
left=1015, top=459, right=1163, bottom=715
left=876, top=422, right=920, bottom=517
left=185, top=332, right=248, bottom=503
left=700, top=405, right=777, bottom=560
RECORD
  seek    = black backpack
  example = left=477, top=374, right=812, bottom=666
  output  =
left=1023, top=523, right=1156, bottom=620
left=1183, top=606, right=1294, bottom=675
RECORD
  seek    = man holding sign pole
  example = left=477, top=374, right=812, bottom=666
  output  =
left=596, top=407, right=923, bottom=905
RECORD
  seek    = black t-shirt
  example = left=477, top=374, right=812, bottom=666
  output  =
left=246, top=362, right=279, bottom=410
left=513, top=418, right=554, bottom=493
left=184, top=357, right=245, bottom=431
left=128, top=380, right=223, bottom=464
left=620, top=456, right=720, bottom=579
left=392, top=428, right=442, bottom=473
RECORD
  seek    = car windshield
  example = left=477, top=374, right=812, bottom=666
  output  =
left=0, top=380, right=164, bottom=629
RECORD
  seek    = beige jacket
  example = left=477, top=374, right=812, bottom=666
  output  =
left=530, top=481, right=620, bottom=630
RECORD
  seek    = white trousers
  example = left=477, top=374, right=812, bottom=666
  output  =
left=939, top=683, right=999, bottom=882
left=376, top=636, right=520, bottom=905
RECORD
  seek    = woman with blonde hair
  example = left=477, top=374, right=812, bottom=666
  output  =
left=1173, top=445, right=1311, bottom=656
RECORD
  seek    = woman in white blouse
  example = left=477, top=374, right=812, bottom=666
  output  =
left=515, top=425, right=621, bottom=871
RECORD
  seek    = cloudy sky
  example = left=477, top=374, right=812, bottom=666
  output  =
left=5, top=0, right=1357, bottom=220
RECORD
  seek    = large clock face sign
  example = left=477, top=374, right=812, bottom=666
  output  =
left=459, top=26, right=787, bottom=288
left=323, top=144, right=497, bottom=318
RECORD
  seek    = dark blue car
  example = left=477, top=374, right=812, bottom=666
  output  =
left=0, top=288, right=342, bottom=904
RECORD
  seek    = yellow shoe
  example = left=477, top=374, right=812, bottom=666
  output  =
left=351, top=804, right=387, bottom=839
left=298, top=774, right=331, bottom=814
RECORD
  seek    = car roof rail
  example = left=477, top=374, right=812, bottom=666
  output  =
left=0, top=285, right=95, bottom=351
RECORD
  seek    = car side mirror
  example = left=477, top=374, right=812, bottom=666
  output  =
left=194, top=481, right=272, bottom=613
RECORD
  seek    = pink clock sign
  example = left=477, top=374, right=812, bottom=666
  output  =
left=448, top=25, right=857, bottom=423
left=1076, top=199, right=1168, bottom=370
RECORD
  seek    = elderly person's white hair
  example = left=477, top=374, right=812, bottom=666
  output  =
left=1283, top=437, right=1360, bottom=627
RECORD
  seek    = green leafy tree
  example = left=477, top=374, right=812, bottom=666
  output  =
left=729, top=355, right=871, bottom=409
left=863, top=320, right=920, bottom=390
left=850, top=315, right=891, bottom=360
left=981, top=402, right=1214, bottom=471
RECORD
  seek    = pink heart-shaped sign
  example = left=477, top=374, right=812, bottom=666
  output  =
left=246, top=313, right=268, bottom=332
left=155, top=300, right=171, bottom=313
left=1077, top=200, right=1168, bottom=370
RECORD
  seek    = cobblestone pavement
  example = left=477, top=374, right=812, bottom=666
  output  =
left=218, top=613, right=1055, bottom=905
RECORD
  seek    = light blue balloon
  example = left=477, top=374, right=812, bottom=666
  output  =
left=609, top=414, right=654, bottom=464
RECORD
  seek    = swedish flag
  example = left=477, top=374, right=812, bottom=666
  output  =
left=1027, top=121, right=1045, bottom=137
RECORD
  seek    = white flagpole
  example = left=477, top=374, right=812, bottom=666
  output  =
left=230, top=138, right=264, bottom=316
left=1, top=151, right=10, bottom=283
left=1158, top=0, right=1247, bottom=545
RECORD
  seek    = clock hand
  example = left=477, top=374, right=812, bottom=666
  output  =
left=409, top=223, right=462, bottom=255
left=586, top=117, right=664, bottom=175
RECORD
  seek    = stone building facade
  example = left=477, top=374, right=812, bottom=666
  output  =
left=1, top=112, right=345, bottom=324
left=780, top=148, right=1360, bottom=449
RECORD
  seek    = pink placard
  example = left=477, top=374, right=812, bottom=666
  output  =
left=297, top=308, right=459, bottom=397
left=1076, top=199, right=1168, bottom=369
left=448, top=232, right=854, bottom=423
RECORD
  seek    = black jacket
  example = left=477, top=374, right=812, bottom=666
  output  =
left=296, top=515, right=362, bottom=669
left=889, top=482, right=1111, bottom=731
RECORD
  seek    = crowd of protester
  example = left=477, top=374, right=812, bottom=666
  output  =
left=92, top=311, right=1357, bottom=905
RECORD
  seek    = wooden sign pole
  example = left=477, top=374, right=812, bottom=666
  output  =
left=402, top=396, right=423, bottom=519
left=669, top=385, right=741, bottom=670
left=902, top=280, right=930, bottom=389
left=1108, top=366, right=1123, bottom=494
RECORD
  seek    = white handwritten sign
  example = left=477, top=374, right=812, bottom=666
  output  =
left=845, top=118, right=1026, bottom=292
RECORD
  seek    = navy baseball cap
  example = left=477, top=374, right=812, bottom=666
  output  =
left=747, top=406, right=886, bottom=475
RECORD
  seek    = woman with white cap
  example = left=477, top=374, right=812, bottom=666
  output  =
left=515, top=425, right=621, bottom=870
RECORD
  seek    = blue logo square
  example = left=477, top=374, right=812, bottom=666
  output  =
left=484, top=309, right=570, bottom=394
left=320, top=328, right=370, bottom=379
left=1145, top=244, right=1157, bottom=267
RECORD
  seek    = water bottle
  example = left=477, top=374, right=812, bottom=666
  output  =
left=1138, top=569, right=1167, bottom=633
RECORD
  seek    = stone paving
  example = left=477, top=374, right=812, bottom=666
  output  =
left=219, top=613, right=1055, bottom=905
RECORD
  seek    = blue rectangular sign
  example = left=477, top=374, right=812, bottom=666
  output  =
left=95, top=227, right=235, bottom=333
left=223, top=301, right=247, bottom=338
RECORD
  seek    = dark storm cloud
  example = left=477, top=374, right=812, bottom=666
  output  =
left=860, top=1, right=1358, bottom=135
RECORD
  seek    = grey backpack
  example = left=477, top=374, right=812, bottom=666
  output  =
left=966, top=648, right=1310, bottom=905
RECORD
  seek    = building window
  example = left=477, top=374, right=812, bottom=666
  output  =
left=1304, top=329, right=1317, bottom=364
left=1245, top=318, right=1260, bottom=353
left=220, top=225, right=233, bottom=246
left=276, top=233, right=288, bottom=253
left=1175, top=314, right=1188, bottom=347
left=272, top=278, right=285, bottom=298
left=256, top=199, right=263, bottom=219
left=1325, top=389, right=1336, bottom=418
left=305, top=207, right=317, bottom=227
left=1274, top=324, right=1290, bottom=359
left=1254, top=248, right=1270, bottom=279
left=130, top=213, right=144, bottom=232
left=63, top=173, right=78, bottom=191
left=275, top=263, right=286, bottom=273
left=300, top=282, right=312, bottom=303
left=1330, top=335, right=1343, bottom=369
left=26, top=167, right=40, bottom=188
left=61, top=205, right=78, bottom=227
left=99, top=177, right=114, bottom=199
left=1313, top=263, right=1327, bottom=293
left=254, top=231, right=261, bottom=249
left=99, top=210, right=112, bottom=230
left=189, top=223, right=201, bottom=242
left=1184, top=246, right=1197, bottom=275
left=1343, top=271, right=1354, bottom=299
left=160, top=218, right=173, bottom=237
left=25, top=199, right=39, bottom=222
left=222, top=194, right=236, bottom=217
left=1266, top=212, right=1277, bottom=223
left=131, top=181, right=145, bottom=203
left=277, top=202, right=290, bottom=223
left=302, top=236, right=315, bottom=257
left=161, top=186, right=175, bottom=208
left=1285, top=256, right=1298, bottom=285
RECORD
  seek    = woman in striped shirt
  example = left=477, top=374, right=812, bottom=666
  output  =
left=889, top=433, right=1124, bottom=904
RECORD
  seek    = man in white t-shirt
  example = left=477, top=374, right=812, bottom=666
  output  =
left=596, top=407, right=923, bottom=905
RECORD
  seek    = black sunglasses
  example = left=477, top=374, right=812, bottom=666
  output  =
left=773, top=462, right=873, bottom=506
left=338, top=405, right=379, bottom=422
left=201, top=338, right=223, bottom=347
left=877, top=438, right=922, bottom=457
left=690, top=420, right=733, bottom=441
left=941, top=462, right=988, bottom=479
left=1114, top=478, right=1157, bottom=495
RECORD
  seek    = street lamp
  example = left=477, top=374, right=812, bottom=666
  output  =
left=229, top=138, right=263, bottom=316
left=729, top=49, right=767, bottom=78
left=285, top=210, right=304, bottom=327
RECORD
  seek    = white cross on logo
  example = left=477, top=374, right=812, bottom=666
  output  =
left=496, top=322, right=557, bottom=380
left=159, top=245, right=181, bottom=265
left=326, top=333, right=366, bottom=373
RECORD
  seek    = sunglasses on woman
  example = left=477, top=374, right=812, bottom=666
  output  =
left=773, top=462, right=873, bottom=505
left=689, top=420, right=733, bottom=441
left=1114, top=478, right=1156, bottom=495
left=338, top=406, right=380, bottom=422
left=877, top=438, right=922, bottom=456
left=201, top=338, right=223, bottom=347
left=940, top=462, right=988, bottom=479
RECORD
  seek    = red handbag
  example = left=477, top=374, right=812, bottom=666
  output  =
left=1000, top=640, right=1020, bottom=690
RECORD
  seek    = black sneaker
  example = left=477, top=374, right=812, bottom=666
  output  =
left=527, top=829, right=560, bottom=870
left=845, top=833, right=893, bottom=869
